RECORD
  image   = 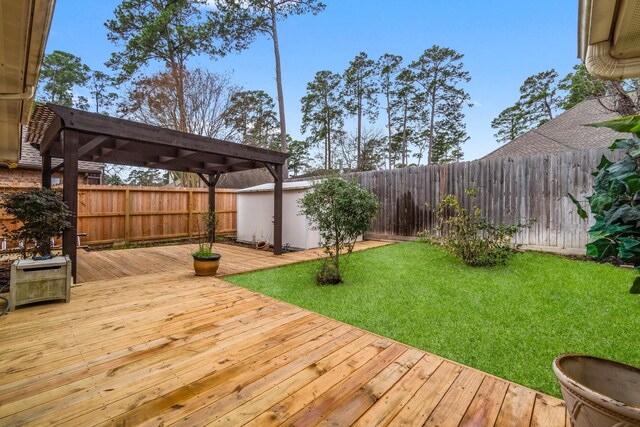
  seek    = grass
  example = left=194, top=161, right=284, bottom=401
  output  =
left=225, top=242, right=640, bottom=397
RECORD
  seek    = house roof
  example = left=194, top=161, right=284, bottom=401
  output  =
left=17, top=127, right=104, bottom=173
left=216, top=168, right=275, bottom=189
left=483, top=98, right=627, bottom=160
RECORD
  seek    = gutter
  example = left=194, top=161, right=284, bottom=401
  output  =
left=578, top=0, right=640, bottom=80
left=0, top=86, right=36, bottom=101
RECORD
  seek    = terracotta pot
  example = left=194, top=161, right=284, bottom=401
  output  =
left=192, top=254, right=221, bottom=276
left=553, top=354, right=640, bottom=426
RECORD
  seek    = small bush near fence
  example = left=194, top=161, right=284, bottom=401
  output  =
left=419, top=188, right=534, bottom=267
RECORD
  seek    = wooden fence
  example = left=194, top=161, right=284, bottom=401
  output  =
left=0, top=185, right=237, bottom=247
left=353, top=147, right=622, bottom=252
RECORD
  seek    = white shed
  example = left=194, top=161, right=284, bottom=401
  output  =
left=236, top=181, right=321, bottom=250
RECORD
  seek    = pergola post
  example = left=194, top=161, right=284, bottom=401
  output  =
left=208, top=174, right=216, bottom=244
left=41, top=150, right=52, bottom=189
left=273, top=164, right=283, bottom=255
left=61, top=129, right=79, bottom=282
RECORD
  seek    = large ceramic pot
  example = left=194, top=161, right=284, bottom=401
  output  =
left=192, top=253, right=221, bottom=276
left=553, top=354, right=640, bottom=427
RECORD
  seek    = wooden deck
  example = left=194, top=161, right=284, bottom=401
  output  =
left=0, top=243, right=568, bottom=426
left=76, top=241, right=389, bottom=283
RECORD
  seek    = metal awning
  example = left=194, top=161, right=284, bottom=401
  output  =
left=0, top=0, right=55, bottom=166
left=579, top=0, right=640, bottom=80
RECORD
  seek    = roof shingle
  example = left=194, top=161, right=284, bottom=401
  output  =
left=483, top=98, right=627, bottom=159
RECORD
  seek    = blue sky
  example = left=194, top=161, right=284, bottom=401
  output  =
left=46, top=0, right=579, bottom=161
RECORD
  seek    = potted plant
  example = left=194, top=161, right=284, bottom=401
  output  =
left=1, top=188, right=72, bottom=260
left=192, top=210, right=221, bottom=276
left=560, top=115, right=640, bottom=425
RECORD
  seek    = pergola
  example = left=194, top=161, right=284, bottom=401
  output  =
left=28, top=104, right=288, bottom=281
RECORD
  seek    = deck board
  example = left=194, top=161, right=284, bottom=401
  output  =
left=0, top=242, right=567, bottom=426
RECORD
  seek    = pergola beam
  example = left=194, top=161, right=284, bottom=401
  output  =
left=39, top=115, right=62, bottom=155
left=47, top=104, right=287, bottom=165
left=77, top=135, right=110, bottom=158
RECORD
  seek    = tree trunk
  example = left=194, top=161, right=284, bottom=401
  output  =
left=543, top=98, right=554, bottom=121
left=609, top=81, right=638, bottom=116
left=386, top=88, right=392, bottom=169
left=427, top=68, right=439, bottom=165
left=270, top=3, right=288, bottom=177
left=402, top=106, right=408, bottom=165
left=170, top=59, right=194, bottom=186
left=171, top=61, right=187, bottom=132
left=428, top=88, right=436, bottom=165
left=357, top=95, right=362, bottom=171
left=327, top=124, right=332, bottom=170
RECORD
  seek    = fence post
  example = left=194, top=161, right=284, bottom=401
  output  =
left=187, top=190, right=193, bottom=237
left=124, top=188, right=130, bottom=244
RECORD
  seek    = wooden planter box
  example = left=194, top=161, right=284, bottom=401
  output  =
left=10, top=256, right=71, bottom=311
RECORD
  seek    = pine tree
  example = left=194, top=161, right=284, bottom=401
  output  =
left=301, top=70, right=344, bottom=170
left=409, top=46, right=471, bottom=164
left=343, top=52, right=379, bottom=170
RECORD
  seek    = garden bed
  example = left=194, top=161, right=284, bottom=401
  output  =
left=225, top=241, right=640, bottom=397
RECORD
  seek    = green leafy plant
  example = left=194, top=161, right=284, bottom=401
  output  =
left=419, top=189, right=534, bottom=267
left=192, top=210, right=219, bottom=258
left=299, top=177, right=379, bottom=284
left=570, top=115, right=640, bottom=290
left=0, top=188, right=72, bottom=259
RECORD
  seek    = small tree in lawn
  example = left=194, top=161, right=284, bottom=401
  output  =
left=299, top=177, right=379, bottom=284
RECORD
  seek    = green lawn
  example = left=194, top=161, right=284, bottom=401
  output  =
left=225, top=242, right=640, bottom=397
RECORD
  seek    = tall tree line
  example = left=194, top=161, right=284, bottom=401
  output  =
left=300, top=45, right=473, bottom=172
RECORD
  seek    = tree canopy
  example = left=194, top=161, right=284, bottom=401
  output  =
left=224, top=90, right=280, bottom=149
left=106, top=0, right=221, bottom=132
left=492, top=64, right=640, bottom=145
left=38, top=50, right=90, bottom=108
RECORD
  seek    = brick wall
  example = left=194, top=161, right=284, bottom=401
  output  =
left=0, top=168, right=92, bottom=186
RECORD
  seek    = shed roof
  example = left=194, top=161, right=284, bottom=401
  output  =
left=237, top=180, right=315, bottom=193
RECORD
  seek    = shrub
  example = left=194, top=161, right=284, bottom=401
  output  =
left=0, top=188, right=72, bottom=259
left=299, top=177, right=379, bottom=284
left=419, top=189, right=533, bottom=267
left=570, top=115, right=640, bottom=291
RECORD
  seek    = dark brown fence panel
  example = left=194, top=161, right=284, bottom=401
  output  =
left=353, top=148, right=622, bottom=252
